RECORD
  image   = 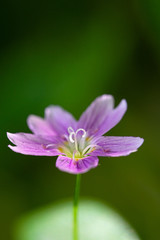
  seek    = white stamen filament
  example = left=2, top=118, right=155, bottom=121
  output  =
left=68, top=127, right=74, bottom=134
left=72, top=150, right=76, bottom=160
left=69, top=132, right=76, bottom=143
left=68, top=132, right=78, bottom=151
left=75, top=128, right=86, bottom=138
left=82, top=144, right=97, bottom=156
left=45, top=144, right=55, bottom=149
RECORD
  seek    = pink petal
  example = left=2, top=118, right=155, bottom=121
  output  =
left=56, top=155, right=99, bottom=174
left=27, top=115, right=56, bottom=136
left=91, top=136, right=144, bottom=157
left=7, top=132, right=60, bottom=156
left=78, top=95, right=114, bottom=136
left=99, top=99, right=127, bottom=135
left=45, top=106, right=77, bottom=136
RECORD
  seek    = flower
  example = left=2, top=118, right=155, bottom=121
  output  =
left=7, top=95, right=144, bottom=174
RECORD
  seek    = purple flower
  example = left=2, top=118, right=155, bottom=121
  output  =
left=7, top=95, right=144, bottom=174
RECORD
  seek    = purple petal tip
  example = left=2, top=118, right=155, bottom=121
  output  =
left=137, top=137, right=144, bottom=147
left=7, top=132, right=14, bottom=144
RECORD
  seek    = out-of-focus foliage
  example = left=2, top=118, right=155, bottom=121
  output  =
left=0, top=1, right=160, bottom=240
left=14, top=200, right=140, bottom=240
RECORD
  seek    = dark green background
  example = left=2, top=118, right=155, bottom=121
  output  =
left=1, top=1, right=160, bottom=239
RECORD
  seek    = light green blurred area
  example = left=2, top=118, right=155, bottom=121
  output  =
left=0, top=1, right=160, bottom=240
left=14, top=200, right=141, bottom=240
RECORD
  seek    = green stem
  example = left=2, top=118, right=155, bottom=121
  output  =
left=73, top=174, right=81, bottom=240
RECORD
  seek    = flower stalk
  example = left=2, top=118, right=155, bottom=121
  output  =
left=73, top=174, right=81, bottom=240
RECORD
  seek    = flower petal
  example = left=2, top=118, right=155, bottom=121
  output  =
left=27, top=115, right=56, bottom=136
left=56, top=155, right=99, bottom=174
left=91, top=136, right=144, bottom=157
left=45, top=106, right=77, bottom=136
left=7, top=132, right=60, bottom=156
left=78, top=95, right=114, bottom=136
left=99, top=99, right=127, bottom=135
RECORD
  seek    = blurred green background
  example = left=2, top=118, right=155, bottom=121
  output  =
left=1, top=0, right=160, bottom=239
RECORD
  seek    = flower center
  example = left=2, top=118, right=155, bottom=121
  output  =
left=58, top=127, right=96, bottom=160
left=68, top=127, right=86, bottom=152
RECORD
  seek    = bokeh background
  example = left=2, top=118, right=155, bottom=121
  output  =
left=1, top=0, right=160, bottom=239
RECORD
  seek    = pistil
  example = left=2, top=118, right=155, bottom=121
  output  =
left=68, top=127, right=87, bottom=154
left=57, top=127, right=97, bottom=160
